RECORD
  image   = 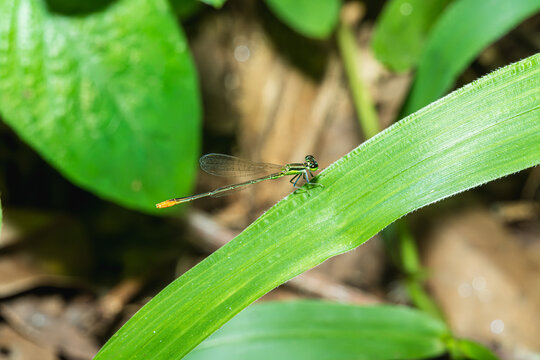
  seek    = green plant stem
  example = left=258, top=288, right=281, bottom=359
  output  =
left=336, top=22, right=380, bottom=139
left=395, top=219, right=446, bottom=321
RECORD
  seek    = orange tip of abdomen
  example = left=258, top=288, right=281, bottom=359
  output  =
left=156, top=199, right=179, bottom=208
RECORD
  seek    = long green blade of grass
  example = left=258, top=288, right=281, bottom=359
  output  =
left=95, top=55, right=540, bottom=359
left=403, top=0, right=540, bottom=114
left=185, top=301, right=448, bottom=360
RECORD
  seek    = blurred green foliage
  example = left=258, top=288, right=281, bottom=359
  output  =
left=265, top=0, right=341, bottom=39
left=372, top=0, right=450, bottom=72
left=454, top=339, right=499, bottom=360
left=45, top=0, right=113, bottom=15
left=171, top=0, right=204, bottom=19
left=0, top=0, right=201, bottom=213
left=198, top=0, right=227, bottom=8
left=403, top=0, right=540, bottom=114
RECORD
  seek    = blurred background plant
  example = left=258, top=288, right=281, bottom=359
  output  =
left=0, top=0, right=538, bottom=359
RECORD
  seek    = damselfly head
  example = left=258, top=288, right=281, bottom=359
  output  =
left=305, top=155, right=318, bottom=171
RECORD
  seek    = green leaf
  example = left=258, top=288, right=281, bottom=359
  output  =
left=171, top=0, right=203, bottom=19
left=42, top=0, right=113, bottom=15
left=403, top=0, right=540, bottom=114
left=185, top=301, right=448, bottom=360
left=456, top=339, right=499, bottom=360
left=0, top=0, right=201, bottom=213
left=372, top=0, right=450, bottom=72
left=264, top=0, right=341, bottom=39
left=198, top=0, right=227, bottom=9
left=95, top=55, right=540, bottom=360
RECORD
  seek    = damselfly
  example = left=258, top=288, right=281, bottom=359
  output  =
left=156, top=153, right=319, bottom=208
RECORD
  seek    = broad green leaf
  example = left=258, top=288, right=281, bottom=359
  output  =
left=0, top=0, right=201, bottom=213
left=198, top=0, right=227, bottom=8
left=264, top=0, right=341, bottom=39
left=185, top=301, right=448, bottom=360
left=403, top=0, right=540, bottom=114
left=171, top=0, right=203, bottom=18
left=42, top=0, right=112, bottom=15
left=372, top=0, right=450, bottom=72
left=95, top=55, right=540, bottom=360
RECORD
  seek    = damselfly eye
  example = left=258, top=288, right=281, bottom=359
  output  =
left=305, top=155, right=318, bottom=170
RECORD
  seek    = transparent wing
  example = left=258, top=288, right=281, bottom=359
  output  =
left=199, top=153, right=283, bottom=178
